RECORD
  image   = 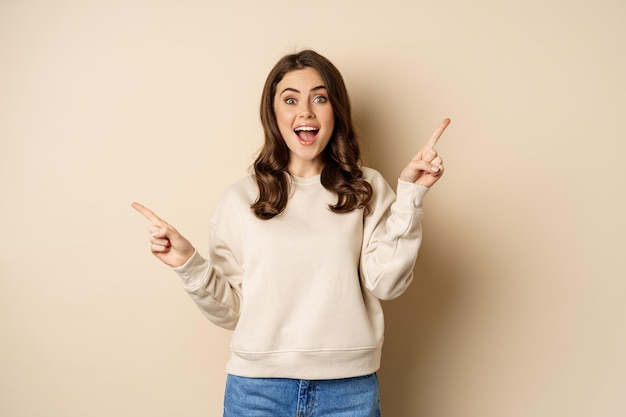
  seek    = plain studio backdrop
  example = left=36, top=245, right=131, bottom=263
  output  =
left=1, top=1, right=625, bottom=416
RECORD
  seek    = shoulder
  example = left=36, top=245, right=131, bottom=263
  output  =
left=361, top=167, right=393, bottom=191
left=212, top=175, right=257, bottom=217
left=224, top=174, right=257, bottom=200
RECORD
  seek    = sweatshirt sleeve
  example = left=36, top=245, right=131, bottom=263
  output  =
left=360, top=173, right=429, bottom=300
left=172, top=189, right=245, bottom=330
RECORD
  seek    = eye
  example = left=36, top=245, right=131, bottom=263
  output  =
left=285, top=98, right=297, bottom=105
left=313, top=95, right=328, bottom=104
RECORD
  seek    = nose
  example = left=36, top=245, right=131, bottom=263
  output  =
left=299, top=102, right=314, bottom=118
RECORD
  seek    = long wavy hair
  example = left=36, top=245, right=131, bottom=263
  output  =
left=251, top=50, right=372, bottom=220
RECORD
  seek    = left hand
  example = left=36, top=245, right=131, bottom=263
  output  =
left=400, top=118, right=450, bottom=188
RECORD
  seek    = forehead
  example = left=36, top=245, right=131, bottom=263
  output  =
left=276, top=67, right=325, bottom=92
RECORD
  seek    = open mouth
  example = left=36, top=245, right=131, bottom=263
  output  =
left=294, top=126, right=319, bottom=144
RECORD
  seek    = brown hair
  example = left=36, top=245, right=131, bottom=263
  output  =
left=251, top=50, right=372, bottom=220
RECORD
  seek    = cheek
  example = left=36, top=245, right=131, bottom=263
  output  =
left=324, top=106, right=335, bottom=124
left=326, top=112, right=336, bottom=132
left=276, top=115, right=292, bottom=135
left=274, top=106, right=291, bottom=125
left=280, top=118, right=301, bottom=140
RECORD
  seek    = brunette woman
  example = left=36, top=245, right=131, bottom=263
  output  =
left=133, top=49, right=449, bottom=416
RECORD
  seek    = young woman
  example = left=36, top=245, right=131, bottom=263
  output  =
left=133, top=50, right=449, bottom=416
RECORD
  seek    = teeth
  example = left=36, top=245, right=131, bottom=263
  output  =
left=294, top=126, right=318, bottom=132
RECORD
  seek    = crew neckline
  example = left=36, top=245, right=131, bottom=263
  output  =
left=290, top=173, right=321, bottom=185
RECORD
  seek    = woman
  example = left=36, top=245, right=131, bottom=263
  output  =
left=133, top=50, right=449, bottom=416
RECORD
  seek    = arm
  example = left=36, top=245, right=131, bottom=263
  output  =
left=360, top=118, right=450, bottom=300
left=132, top=202, right=242, bottom=330
left=360, top=176, right=428, bottom=300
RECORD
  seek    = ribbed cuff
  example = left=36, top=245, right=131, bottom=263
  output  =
left=396, top=179, right=429, bottom=210
left=173, top=250, right=210, bottom=290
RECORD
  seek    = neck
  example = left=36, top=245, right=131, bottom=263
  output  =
left=287, top=160, right=324, bottom=178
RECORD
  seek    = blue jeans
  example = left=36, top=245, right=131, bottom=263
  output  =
left=223, top=373, right=381, bottom=417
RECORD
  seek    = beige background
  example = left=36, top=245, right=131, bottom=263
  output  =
left=1, top=0, right=625, bottom=416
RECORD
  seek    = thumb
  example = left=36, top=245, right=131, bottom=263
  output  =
left=149, top=224, right=167, bottom=238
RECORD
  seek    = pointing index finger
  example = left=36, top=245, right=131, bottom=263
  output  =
left=131, top=202, right=164, bottom=225
left=424, top=118, right=451, bottom=150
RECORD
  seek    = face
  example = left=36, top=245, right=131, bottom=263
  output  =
left=274, top=67, right=335, bottom=177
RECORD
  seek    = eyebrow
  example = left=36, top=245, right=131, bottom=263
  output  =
left=279, top=85, right=327, bottom=95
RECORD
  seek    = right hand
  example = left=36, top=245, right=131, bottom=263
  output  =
left=131, top=202, right=195, bottom=268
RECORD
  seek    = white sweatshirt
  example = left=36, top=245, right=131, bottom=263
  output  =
left=174, top=167, right=428, bottom=379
